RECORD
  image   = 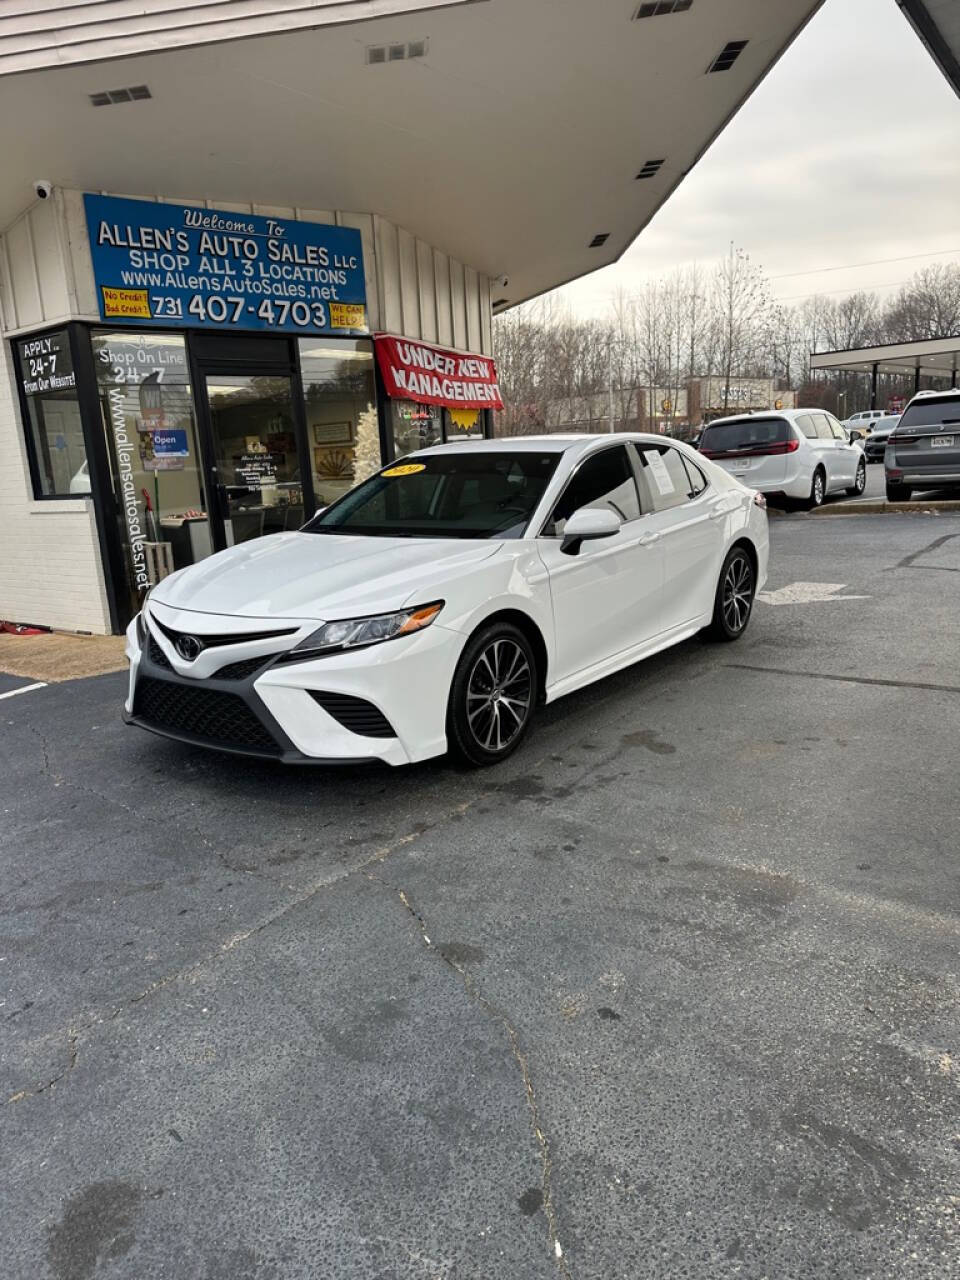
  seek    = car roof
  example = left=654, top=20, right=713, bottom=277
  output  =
left=704, top=409, right=821, bottom=425
left=412, top=432, right=690, bottom=457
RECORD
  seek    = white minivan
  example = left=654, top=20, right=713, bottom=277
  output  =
left=698, top=409, right=866, bottom=508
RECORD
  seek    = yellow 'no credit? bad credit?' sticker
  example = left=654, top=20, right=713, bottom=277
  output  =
left=382, top=463, right=426, bottom=477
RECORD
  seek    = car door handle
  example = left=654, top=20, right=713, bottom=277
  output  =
left=708, top=507, right=727, bottom=520
left=638, top=531, right=662, bottom=546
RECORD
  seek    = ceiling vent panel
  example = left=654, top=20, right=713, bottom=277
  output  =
left=636, top=158, right=665, bottom=179
left=707, top=40, right=748, bottom=73
left=589, top=233, right=610, bottom=248
left=633, top=0, right=692, bottom=17
left=89, top=85, right=151, bottom=107
left=367, top=39, right=428, bottom=65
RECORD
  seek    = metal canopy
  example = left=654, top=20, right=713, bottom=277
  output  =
left=809, top=336, right=960, bottom=378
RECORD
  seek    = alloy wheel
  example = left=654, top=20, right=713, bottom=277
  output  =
left=465, top=638, right=532, bottom=753
left=813, top=472, right=824, bottom=506
left=856, top=462, right=866, bottom=492
left=722, top=554, right=754, bottom=634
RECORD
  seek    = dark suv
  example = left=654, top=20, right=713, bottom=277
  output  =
left=885, top=390, right=960, bottom=502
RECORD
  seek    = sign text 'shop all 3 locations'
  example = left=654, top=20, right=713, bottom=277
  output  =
left=84, top=194, right=368, bottom=337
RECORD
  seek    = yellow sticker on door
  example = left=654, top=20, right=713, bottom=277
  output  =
left=382, top=463, right=426, bottom=477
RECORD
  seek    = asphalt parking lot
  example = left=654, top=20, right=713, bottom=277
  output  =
left=3, top=511, right=960, bottom=1280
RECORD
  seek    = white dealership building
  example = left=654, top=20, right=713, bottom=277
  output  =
left=0, top=0, right=951, bottom=634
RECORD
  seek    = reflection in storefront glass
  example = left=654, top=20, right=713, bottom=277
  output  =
left=92, top=331, right=206, bottom=605
left=391, top=399, right=442, bottom=458
left=297, top=338, right=378, bottom=508
left=443, top=408, right=484, bottom=441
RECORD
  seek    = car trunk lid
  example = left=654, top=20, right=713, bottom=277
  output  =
left=698, top=416, right=796, bottom=488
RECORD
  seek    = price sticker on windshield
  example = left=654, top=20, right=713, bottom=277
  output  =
left=642, top=449, right=676, bottom=495
left=382, top=463, right=426, bottom=477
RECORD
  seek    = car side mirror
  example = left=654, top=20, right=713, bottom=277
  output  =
left=560, top=507, right=621, bottom=555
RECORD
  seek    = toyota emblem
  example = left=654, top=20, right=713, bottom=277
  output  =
left=175, top=634, right=203, bottom=662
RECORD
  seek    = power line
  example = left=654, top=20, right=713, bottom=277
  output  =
left=774, top=279, right=911, bottom=303
left=770, top=248, right=960, bottom=281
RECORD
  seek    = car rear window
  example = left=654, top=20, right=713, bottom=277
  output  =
left=699, top=417, right=790, bottom=455
left=898, top=398, right=960, bottom=429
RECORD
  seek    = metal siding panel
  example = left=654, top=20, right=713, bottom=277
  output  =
left=338, top=212, right=378, bottom=332
left=433, top=249, right=452, bottom=347
left=253, top=204, right=296, bottom=219
left=376, top=217, right=403, bottom=335
left=29, top=201, right=69, bottom=319
left=397, top=227, right=420, bottom=338
left=450, top=258, right=467, bottom=351
left=295, top=209, right=337, bottom=225
left=464, top=265, right=481, bottom=354
left=6, top=217, right=42, bottom=327
left=0, top=234, right=18, bottom=330
left=416, top=240, right=437, bottom=343
left=63, top=187, right=98, bottom=318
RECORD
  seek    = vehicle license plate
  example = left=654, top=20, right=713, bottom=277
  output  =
left=931, top=436, right=954, bottom=448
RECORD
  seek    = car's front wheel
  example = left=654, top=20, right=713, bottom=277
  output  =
left=446, top=622, right=537, bottom=767
left=708, top=546, right=756, bottom=642
left=847, top=459, right=866, bottom=496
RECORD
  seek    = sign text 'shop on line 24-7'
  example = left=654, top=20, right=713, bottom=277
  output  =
left=84, top=194, right=368, bottom=336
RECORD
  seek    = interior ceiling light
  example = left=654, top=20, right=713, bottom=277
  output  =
left=707, top=40, right=748, bottom=73
left=366, top=39, right=429, bottom=64
left=589, top=234, right=610, bottom=248
left=633, top=0, right=692, bottom=17
left=89, top=85, right=152, bottom=106
left=636, top=158, right=665, bottom=179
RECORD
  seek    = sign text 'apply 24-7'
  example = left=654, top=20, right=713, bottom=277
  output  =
left=84, top=194, right=367, bottom=336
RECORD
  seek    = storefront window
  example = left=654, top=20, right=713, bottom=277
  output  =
left=92, top=331, right=205, bottom=603
left=443, top=408, right=485, bottom=441
left=15, top=329, right=87, bottom=498
left=297, top=338, right=378, bottom=508
left=391, top=399, right=442, bottom=458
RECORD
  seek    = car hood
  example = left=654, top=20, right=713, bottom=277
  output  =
left=151, top=532, right=503, bottom=620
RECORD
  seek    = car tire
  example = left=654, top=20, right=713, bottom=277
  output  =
left=708, top=546, right=756, bottom=643
left=446, top=622, right=537, bottom=767
left=847, top=459, right=867, bottom=496
left=886, top=481, right=912, bottom=502
left=807, top=468, right=826, bottom=510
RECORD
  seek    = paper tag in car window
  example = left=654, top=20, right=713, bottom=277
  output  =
left=642, top=450, right=675, bottom=495
left=382, top=463, right=426, bottom=477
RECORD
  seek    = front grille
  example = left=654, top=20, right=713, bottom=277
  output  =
left=153, top=619, right=298, bottom=650
left=134, top=676, right=280, bottom=754
left=148, top=634, right=173, bottom=670
left=309, top=691, right=396, bottom=739
left=214, top=654, right=278, bottom=681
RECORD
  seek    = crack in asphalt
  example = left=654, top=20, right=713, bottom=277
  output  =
left=726, top=664, right=960, bottom=696
left=892, top=533, right=960, bottom=570
left=378, top=877, right=571, bottom=1278
left=4, top=795, right=487, bottom=1106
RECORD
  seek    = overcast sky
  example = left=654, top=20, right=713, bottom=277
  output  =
left=555, top=0, right=960, bottom=317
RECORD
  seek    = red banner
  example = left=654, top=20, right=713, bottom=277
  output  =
left=375, top=334, right=504, bottom=411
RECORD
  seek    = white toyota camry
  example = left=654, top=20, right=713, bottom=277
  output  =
left=125, top=434, right=768, bottom=767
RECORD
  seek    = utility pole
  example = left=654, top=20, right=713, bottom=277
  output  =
left=607, top=337, right=615, bottom=433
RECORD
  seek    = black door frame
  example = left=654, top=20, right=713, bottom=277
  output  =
left=186, top=332, right=316, bottom=553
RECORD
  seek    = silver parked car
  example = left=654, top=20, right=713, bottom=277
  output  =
left=885, top=390, right=960, bottom=501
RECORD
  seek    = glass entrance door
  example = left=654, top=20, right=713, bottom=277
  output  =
left=202, top=373, right=305, bottom=548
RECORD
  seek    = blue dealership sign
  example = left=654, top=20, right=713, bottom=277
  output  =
left=83, top=194, right=367, bottom=336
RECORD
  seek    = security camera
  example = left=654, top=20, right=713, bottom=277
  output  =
left=34, top=180, right=53, bottom=200
left=491, top=274, right=509, bottom=290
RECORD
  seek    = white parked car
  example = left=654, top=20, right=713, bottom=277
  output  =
left=844, top=409, right=896, bottom=437
left=698, top=409, right=866, bottom=508
left=125, top=435, right=768, bottom=768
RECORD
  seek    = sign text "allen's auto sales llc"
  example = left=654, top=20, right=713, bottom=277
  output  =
left=84, top=194, right=368, bottom=337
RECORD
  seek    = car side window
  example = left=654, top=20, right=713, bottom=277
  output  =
left=634, top=445, right=694, bottom=513
left=813, top=413, right=833, bottom=440
left=681, top=454, right=709, bottom=497
left=545, top=445, right=641, bottom=534
left=827, top=415, right=846, bottom=440
left=796, top=414, right=817, bottom=439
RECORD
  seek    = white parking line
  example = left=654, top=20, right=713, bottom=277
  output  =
left=0, top=681, right=47, bottom=701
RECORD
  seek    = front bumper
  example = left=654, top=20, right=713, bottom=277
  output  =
left=125, top=608, right=465, bottom=766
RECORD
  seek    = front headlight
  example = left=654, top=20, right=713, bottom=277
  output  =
left=289, top=601, right=444, bottom=659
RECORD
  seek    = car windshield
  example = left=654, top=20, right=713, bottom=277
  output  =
left=302, top=450, right=561, bottom=539
left=898, top=399, right=960, bottom=429
left=699, top=417, right=789, bottom=455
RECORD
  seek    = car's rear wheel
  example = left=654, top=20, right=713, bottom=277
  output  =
left=886, top=481, right=912, bottom=502
left=847, top=459, right=866, bottom=496
left=447, top=622, right=537, bottom=767
left=708, top=546, right=756, bottom=642
left=807, top=467, right=826, bottom=509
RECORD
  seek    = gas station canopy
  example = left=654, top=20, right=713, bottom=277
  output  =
left=810, top=335, right=960, bottom=380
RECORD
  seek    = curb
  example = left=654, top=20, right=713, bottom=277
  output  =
left=810, top=499, right=960, bottom=516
